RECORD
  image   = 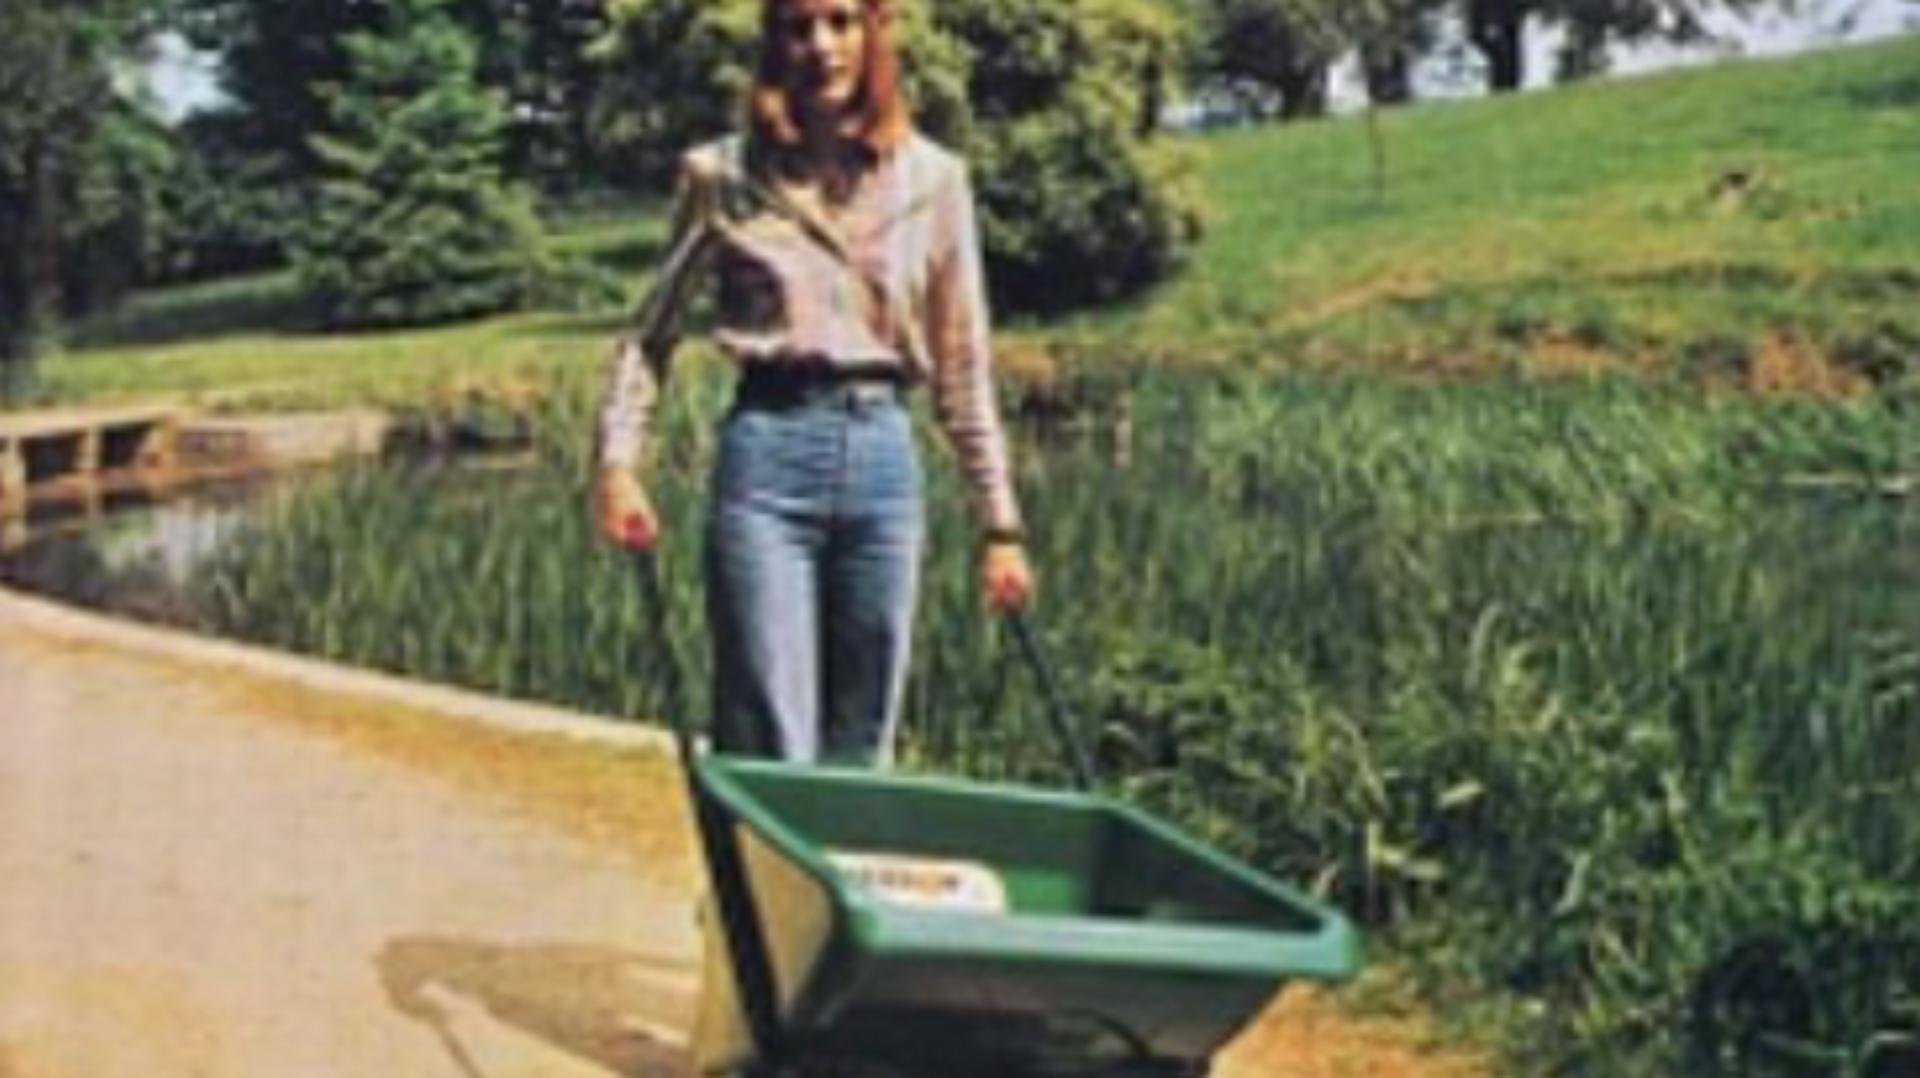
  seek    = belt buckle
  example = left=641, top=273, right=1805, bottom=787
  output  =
left=843, top=379, right=895, bottom=410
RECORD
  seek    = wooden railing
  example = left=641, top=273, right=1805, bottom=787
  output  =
left=0, top=407, right=183, bottom=522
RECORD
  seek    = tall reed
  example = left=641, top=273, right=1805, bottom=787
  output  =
left=196, top=363, right=1917, bottom=1073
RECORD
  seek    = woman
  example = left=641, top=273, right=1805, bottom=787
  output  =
left=595, top=0, right=1033, bottom=767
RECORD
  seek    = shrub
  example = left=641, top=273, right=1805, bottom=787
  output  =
left=291, top=0, right=593, bottom=328
left=149, top=113, right=299, bottom=284
left=591, top=0, right=1202, bottom=314
left=936, top=0, right=1202, bottom=313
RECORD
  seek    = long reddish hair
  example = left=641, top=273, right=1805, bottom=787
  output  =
left=749, top=0, right=911, bottom=156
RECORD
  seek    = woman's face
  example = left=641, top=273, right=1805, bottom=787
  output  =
left=774, top=0, right=867, bottom=119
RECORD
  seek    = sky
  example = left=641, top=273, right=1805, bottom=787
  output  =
left=146, top=32, right=221, bottom=121
left=1605, top=0, right=1917, bottom=73
left=145, top=0, right=1920, bottom=123
left=1325, top=0, right=1920, bottom=108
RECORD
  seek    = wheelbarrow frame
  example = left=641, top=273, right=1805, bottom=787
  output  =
left=635, top=555, right=1361, bottom=1077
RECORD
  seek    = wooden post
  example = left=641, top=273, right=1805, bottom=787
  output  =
left=78, top=426, right=101, bottom=493
left=0, top=434, right=23, bottom=521
left=146, top=414, right=181, bottom=492
left=0, top=406, right=189, bottom=513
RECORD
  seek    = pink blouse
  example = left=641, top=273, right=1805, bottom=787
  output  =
left=596, top=132, right=1023, bottom=535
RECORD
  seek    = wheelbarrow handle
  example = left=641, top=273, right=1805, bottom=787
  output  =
left=1006, top=610, right=1099, bottom=792
left=631, top=551, right=789, bottom=1066
left=641, top=549, right=1096, bottom=790
left=633, top=550, right=695, bottom=764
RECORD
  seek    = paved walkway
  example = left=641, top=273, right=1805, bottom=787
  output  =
left=0, top=587, right=1484, bottom=1078
left=0, top=588, right=698, bottom=1078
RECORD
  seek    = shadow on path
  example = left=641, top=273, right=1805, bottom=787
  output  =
left=379, top=936, right=697, bottom=1078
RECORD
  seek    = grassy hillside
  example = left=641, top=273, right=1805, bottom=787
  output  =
left=43, top=33, right=1920, bottom=407
left=41, top=203, right=673, bottom=410
left=1082, top=33, right=1920, bottom=387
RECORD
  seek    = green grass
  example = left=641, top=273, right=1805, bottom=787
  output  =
left=20, top=36, right=1920, bottom=1075
left=1068, top=35, right=1920, bottom=384
left=179, top=367, right=1917, bottom=1075
left=38, top=197, right=672, bottom=411
left=35, top=35, right=1920, bottom=410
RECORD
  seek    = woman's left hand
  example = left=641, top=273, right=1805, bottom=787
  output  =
left=982, top=542, right=1035, bottom=614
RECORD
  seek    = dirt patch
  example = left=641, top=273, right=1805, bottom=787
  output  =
left=1218, top=986, right=1489, bottom=1078
left=1522, top=333, right=1651, bottom=379
left=1744, top=331, right=1874, bottom=397
left=1292, top=272, right=1438, bottom=327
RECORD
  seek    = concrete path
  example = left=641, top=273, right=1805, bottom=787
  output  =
left=0, top=587, right=1484, bottom=1078
left=0, top=589, right=699, bottom=1078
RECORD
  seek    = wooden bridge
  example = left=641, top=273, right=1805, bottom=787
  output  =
left=0, top=406, right=183, bottom=522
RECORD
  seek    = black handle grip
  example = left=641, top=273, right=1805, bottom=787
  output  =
left=1007, top=611, right=1098, bottom=791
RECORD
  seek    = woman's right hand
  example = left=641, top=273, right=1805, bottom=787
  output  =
left=596, top=468, right=659, bottom=551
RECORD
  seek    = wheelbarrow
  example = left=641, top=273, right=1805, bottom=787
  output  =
left=635, top=555, right=1361, bottom=1078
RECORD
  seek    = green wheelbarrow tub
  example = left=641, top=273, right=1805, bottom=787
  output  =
left=694, top=756, right=1362, bottom=1076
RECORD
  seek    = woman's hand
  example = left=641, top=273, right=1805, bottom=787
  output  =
left=982, top=541, right=1034, bottom=614
left=596, top=468, right=659, bottom=551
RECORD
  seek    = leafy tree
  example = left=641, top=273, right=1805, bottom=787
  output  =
left=1549, top=0, right=1734, bottom=82
left=1194, top=0, right=1341, bottom=119
left=177, top=0, right=609, bottom=188
left=593, top=0, right=1199, bottom=314
left=173, top=0, right=384, bottom=180
left=588, top=0, right=969, bottom=182
left=290, top=0, right=570, bottom=328
left=1347, top=0, right=1450, bottom=105
left=445, top=0, right=613, bottom=185
left=0, top=0, right=162, bottom=391
left=149, top=111, right=298, bottom=283
left=63, top=103, right=179, bottom=315
left=1464, top=0, right=1528, bottom=90
left=941, top=0, right=1201, bottom=311
left=1464, top=0, right=1779, bottom=93
left=585, top=0, right=762, bottom=186
left=1189, top=0, right=1449, bottom=114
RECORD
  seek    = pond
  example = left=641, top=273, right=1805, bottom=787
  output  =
left=3, top=479, right=270, bottom=623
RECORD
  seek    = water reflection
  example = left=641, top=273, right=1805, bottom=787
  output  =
left=1, top=480, right=272, bottom=623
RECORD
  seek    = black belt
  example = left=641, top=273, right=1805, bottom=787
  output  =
left=735, top=363, right=905, bottom=409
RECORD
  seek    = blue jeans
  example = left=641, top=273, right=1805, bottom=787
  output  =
left=704, top=381, right=924, bottom=765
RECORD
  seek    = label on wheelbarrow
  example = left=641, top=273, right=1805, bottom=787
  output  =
left=826, top=849, right=1008, bottom=913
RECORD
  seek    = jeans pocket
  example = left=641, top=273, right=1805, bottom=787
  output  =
left=862, top=406, right=923, bottom=505
left=712, top=409, right=775, bottom=504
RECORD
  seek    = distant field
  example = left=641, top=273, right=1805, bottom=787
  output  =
left=41, top=202, right=673, bottom=412
left=43, top=33, right=1920, bottom=408
left=1078, top=32, right=1920, bottom=387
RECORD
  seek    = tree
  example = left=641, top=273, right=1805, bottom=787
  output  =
left=290, top=0, right=566, bottom=328
left=1463, top=0, right=1778, bottom=93
left=584, top=0, right=763, bottom=186
left=586, top=0, right=971, bottom=183
left=63, top=102, right=179, bottom=315
left=593, top=0, right=1200, bottom=314
left=149, top=111, right=298, bottom=283
left=441, top=0, right=613, bottom=185
left=1465, top=0, right=1529, bottom=91
left=1194, top=0, right=1342, bottom=119
left=177, top=0, right=610, bottom=189
left=1190, top=0, right=1450, bottom=115
left=940, top=0, right=1202, bottom=311
left=1347, top=0, right=1449, bottom=105
left=0, top=0, right=159, bottom=392
left=173, top=0, right=384, bottom=180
